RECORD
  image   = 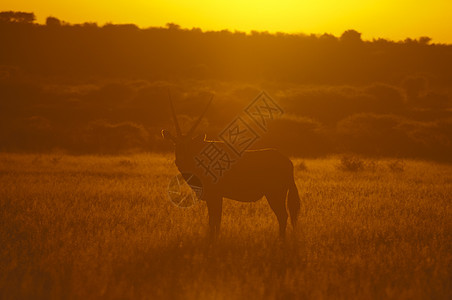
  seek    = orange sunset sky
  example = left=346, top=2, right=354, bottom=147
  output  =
left=1, top=0, right=452, bottom=43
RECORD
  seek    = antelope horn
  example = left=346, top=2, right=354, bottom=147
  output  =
left=186, top=94, right=214, bottom=137
left=168, top=89, right=182, bottom=136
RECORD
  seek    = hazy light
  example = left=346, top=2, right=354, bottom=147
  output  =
left=1, top=0, right=451, bottom=43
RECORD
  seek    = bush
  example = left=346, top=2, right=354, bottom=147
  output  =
left=80, top=121, right=150, bottom=153
left=295, top=160, right=308, bottom=171
left=117, top=159, right=137, bottom=168
left=388, top=160, right=405, bottom=172
left=365, top=160, right=380, bottom=172
left=337, top=155, right=365, bottom=172
left=50, top=155, right=63, bottom=165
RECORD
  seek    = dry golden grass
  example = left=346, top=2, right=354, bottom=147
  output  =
left=0, top=153, right=451, bottom=299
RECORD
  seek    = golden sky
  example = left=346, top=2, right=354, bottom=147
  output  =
left=2, top=0, right=451, bottom=43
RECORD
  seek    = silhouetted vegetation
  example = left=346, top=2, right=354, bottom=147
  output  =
left=337, top=155, right=365, bottom=172
left=0, top=12, right=451, bottom=161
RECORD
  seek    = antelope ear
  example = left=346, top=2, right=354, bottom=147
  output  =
left=193, top=133, right=206, bottom=142
left=161, top=129, right=176, bottom=143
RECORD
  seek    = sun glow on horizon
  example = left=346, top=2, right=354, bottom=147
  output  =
left=1, top=0, right=451, bottom=43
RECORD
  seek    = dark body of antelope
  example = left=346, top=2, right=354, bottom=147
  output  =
left=162, top=94, right=301, bottom=240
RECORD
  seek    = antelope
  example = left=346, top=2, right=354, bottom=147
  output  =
left=162, top=93, right=301, bottom=240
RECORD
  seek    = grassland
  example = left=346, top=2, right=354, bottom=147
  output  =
left=0, top=153, right=451, bottom=299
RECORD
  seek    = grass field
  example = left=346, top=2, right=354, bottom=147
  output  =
left=0, top=153, right=451, bottom=299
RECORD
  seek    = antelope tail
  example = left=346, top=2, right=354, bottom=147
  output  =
left=287, top=178, right=300, bottom=228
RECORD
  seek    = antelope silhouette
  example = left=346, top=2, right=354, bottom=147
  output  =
left=162, top=93, right=301, bottom=240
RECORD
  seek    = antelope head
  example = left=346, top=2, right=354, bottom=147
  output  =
left=161, top=91, right=213, bottom=172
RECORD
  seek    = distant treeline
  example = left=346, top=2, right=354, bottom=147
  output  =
left=1, top=11, right=452, bottom=85
left=0, top=11, right=451, bottom=161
